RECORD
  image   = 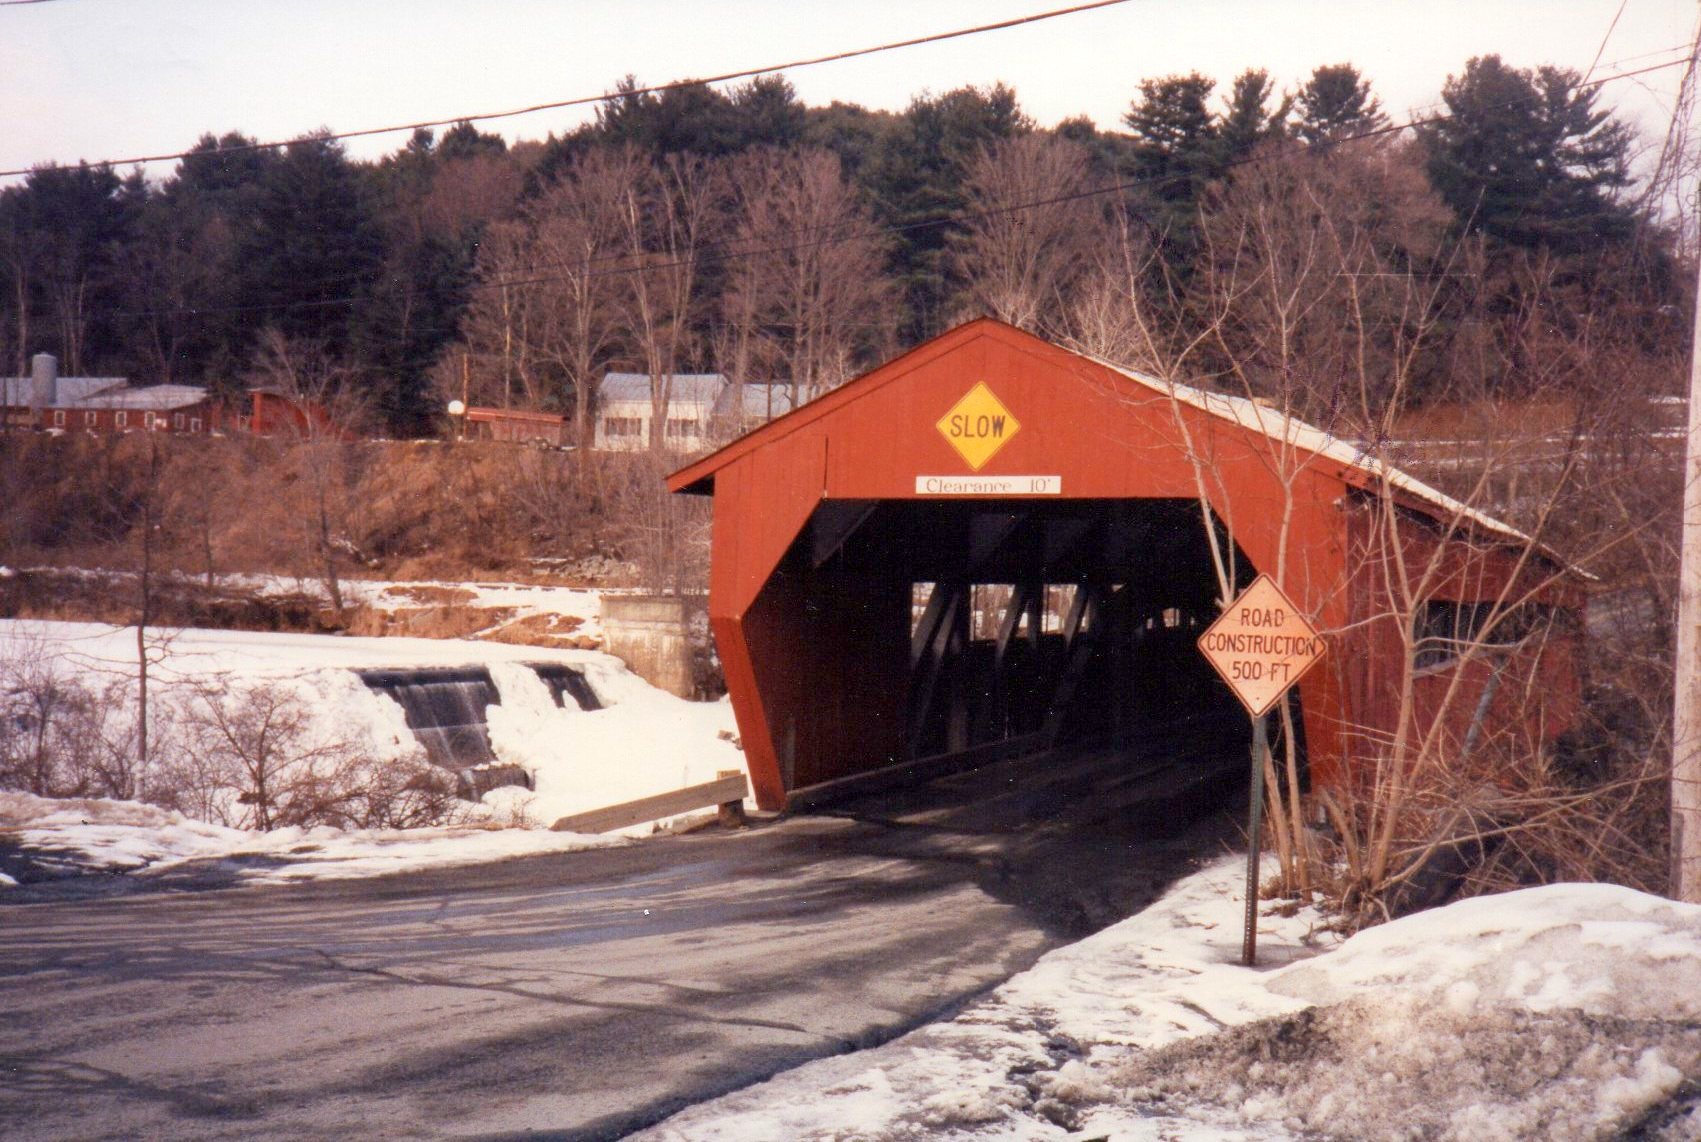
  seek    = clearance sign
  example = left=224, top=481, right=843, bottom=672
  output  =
left=1197, top=575, right=1326, bottom=717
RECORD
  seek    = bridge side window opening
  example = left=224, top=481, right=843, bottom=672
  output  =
left=605, top=416, right=643, bottom=438
left=665, top=417, right=699, bottom=439
left=1413, top=601, right=1556, bottom=672
left=969, top=584, right=1017, bottom=641
left=910, top=582, right=936, bottom=637
left=950, top=585, right=1089, bottom=641
left=1042, top=585, right=1080, bottom=634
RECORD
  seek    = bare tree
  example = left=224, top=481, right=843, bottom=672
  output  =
left=0, top=633, right=94, bottom=796
left=245, top=329, right=365, bottom=626
left=617, top=153, right=722, bottom=452
left=722, top=148, right=896, bottom=409
left=444, top=166, right=615, bottom=423
left=1192, top=137, right=1456, bottom=433
left=949, top=134, right=1107, bottom=335
left=1084, top=135, right=1675, bottom=928
left=173, top=677, right=457, bottom=831
left=521, top=147, right=638, bottom=443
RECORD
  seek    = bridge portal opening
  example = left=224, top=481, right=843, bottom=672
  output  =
left=748, top=496, right=1304, bottom=804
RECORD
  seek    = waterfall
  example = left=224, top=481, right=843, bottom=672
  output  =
left=357, top=667, right=529, bottom=799
left=529, top=663, right=602, bottom=711
left=356, top=663, right=602, bottom=801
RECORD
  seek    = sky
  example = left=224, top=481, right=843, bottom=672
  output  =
left=0, top=0, right=1696, bottom=184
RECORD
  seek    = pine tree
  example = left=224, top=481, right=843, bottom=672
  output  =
left=1219, top=69, right=1291, bottom=163
left=1123, top=73, right=1220, bottom=207
left=1294, top=64, right=1388, bottom=144
left=237, top=134, right=386, bottom=358
left=867, top=84, right=1029, bottom=339
left=1420, top=55, right=1635, bottom=252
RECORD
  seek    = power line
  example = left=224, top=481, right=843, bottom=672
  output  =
left=0, top=0, right=1134, bottom=179
left=100, top=52, right=1692, bottom=326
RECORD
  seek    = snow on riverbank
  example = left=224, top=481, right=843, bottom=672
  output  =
left=0, top=619, right=747, bottom=878
left=0, top=789, right=623, bottom=888
left=638, top=860, right=1701, bottom=1141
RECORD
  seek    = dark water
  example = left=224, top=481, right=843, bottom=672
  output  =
left=357, top=667, right=502, bottom=770
left=356, top=664, right=601, bottom=799
left=529, top=662, right=602, bottom=711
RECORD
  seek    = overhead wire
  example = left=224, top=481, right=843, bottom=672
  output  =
left=97, top=52, right=1695, bottom=326
left=0, top=0, right=1134, bottom=178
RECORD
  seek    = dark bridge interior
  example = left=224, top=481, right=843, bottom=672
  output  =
left=754, top=497, right=1299, bottom=804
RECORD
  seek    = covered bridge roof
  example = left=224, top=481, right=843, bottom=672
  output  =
left=670, top=318, right=1572, bottom=571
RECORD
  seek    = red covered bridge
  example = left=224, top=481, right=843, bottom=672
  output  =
left=670, top=319, right=1584, bottom=813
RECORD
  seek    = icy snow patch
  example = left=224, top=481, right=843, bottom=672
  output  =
left=639, top=867, right=1701, bottom=1141
left=481, top=657, right=746, bottom=834
left=0, top=790, right=622, bottom=886
left=1266, top=883, right=1701, bottom=1021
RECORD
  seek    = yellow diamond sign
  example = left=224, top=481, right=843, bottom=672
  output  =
left=1197, top=575, right=1327, bottom=718
left=936, top=382, right=1020, bottom=471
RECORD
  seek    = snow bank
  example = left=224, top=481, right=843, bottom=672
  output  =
left=0, top=789, right=622, bottom=886
left=639, top=865, right=1701, bottom=1141
left=2, top=617, right=748, bottom=870
left=481, top=657, right=745, bottom=832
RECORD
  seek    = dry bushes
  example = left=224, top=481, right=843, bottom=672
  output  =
left=159, top=679, right=461, bottom=831
left=1, top=633, right=460, bottom=831
left=0, top=432, right=708, bottom=595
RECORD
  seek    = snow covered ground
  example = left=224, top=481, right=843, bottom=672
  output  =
left=0, top=618, right=747, bottom=882
left=211, top=571, right=614, bottom=645
left=7, top=610, right=1701, bottom=1139
left=0, top=788, right=623, bottom=888
left=638, top=859, right=1701, bottom=1141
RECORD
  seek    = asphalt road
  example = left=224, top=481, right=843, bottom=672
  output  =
left=0, top=744, right=1244, bottom=1140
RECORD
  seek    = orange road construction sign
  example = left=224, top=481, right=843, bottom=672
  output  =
left=1197, top=575, right=1327, bottom=718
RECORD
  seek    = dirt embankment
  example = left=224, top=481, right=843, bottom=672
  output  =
left=0, top=567, right=331, bottom=633
left=0, top=431, right=699, bottom=587
left=0, top=569, right=605, bottom=652
left=0, top=432, right=701, bottom=646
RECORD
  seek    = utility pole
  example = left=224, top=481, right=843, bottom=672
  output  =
left=1673, top=227, right=1701, bottom=903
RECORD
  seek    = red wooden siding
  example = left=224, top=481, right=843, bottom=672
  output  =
left=672, top=319, right=1585, bottom=811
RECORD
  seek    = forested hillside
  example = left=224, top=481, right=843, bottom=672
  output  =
left=1, top=57, right=1684, bottom=442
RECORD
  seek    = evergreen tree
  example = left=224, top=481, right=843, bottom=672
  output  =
left=237, top=134, right=385, bottom=363
left=1294, top=64, right=1388, bottom=144
left=1121, top=73, right=1219, bottom=279
left=1123, top=73, right=1219, bottom=208
left=1219, top=69, right=1291, bottom=163
left=5, top=163, right=138, bottom=376
left=867, top=84, right=1028, bottom=339
left=152, top=134, right=282, bottom=388
left=437, top=121, right=509, bottom=162
left=729, top=75, right=807, bottom=150
left=803, top=101, right=899, bottom=181
left=1421, top=55, right=1635, bottom=252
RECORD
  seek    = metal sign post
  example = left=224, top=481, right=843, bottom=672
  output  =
left=1197, top=574, right=1326, bottom=967
left=1243, top=714, right=1267, bottom=966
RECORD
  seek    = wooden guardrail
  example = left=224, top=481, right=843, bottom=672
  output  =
left=550, top=771, right=749, bottom=834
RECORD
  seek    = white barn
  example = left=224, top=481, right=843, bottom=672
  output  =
left=594, top=372, right=728, bottom=451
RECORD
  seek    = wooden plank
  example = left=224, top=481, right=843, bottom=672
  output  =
left=550, top=773, right=749, bottom=834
